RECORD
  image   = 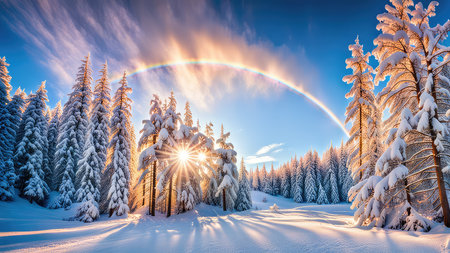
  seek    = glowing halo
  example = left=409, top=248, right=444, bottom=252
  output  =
left=112, top=59, right=349, bottom=137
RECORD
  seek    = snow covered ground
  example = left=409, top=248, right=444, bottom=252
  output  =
left=0, top=191, right=449, bottom=253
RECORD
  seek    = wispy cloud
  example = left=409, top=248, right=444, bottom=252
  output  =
left=272, top=149, right=283, bottom=154
left=256, top=143, right=284, bottom=156
left=245, top=143, right=284, bottom=165
left=245, top=155, right=276, bottom=165
left=0, top=0, right=317, bottom=111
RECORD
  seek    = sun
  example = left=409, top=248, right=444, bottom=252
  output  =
left=177, top=149, right=190, bottom=164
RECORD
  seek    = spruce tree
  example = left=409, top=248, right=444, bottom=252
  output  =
left=304, top=152, right=317, bottom=202
left=281, top=165, right=291, bottom=198
left=137, top=94, right=163, bottom=215
left=337, top=141, right=350, bottom=201
left=259, top=164, right=267, bottom=192
left=1, top=88, right=26, bottom=200
left=215, top=127, right=238, bottom=211
left=106, top=72, right=132, bottom=217
left=343, top=37, right=375, bottom=182
left=75, top=128, right=101, bottom=222
left=327, top=169, right=340, bottom=204
left=323, top=146, right=340, bottom=203
left=290, top=160, right=298, bottom=199
left=235, top=158, right=252, bottom=211
left=252, top=166, right=260, bottom=190
left=48, top=102, right=62, bottom=190
left=0, top=57, right=13, bottom=201
left=293, top=159, right=305, bottom=203
left=15, top=82, right=49, bottom=205
left=264, top=164, right=274, bottom=195
left=184, top=101, right=193, bottom=127
left=87, top=63, right=112, bottom=214
left=52, top=54, right=92, bottom=209
left=316, top=182, right=329, bottom=205
left=76, top=63, right=111, bottom=221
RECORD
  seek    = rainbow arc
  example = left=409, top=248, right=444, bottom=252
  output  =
left=112, top=59, right=349, bottom=137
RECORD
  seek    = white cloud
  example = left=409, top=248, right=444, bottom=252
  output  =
left=272, top=148, right=283, bottom=153
left=245, top=155, right=276, bottom=165
left=244, top=142, right=284, bottom=165
left=256, top=143, right=284, bottom=156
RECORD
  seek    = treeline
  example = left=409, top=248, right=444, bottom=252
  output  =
left=344, top=0, right=450, bottom=232
left=0, top=54, right=253, bottom=222
left=0, top=55, right=136, bottom=221
left=249, top=142, right=353, bottom=204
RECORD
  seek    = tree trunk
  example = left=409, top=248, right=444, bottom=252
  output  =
left=404, top=179, right=411, bottom=203
left=167, top=176, right=173, bottom=218
left=426, top=65, right=450, bottom=227
left=359, top=86, right=363, bottom=181
left=142, top=177, right=146, bottom=206
left=151, top=134, right=157, bottom=216
left=430, top=125, right=450, bottom=227
left=148, top=169, right=152, bottom=215
left=222, top=188, right=226, bottom=211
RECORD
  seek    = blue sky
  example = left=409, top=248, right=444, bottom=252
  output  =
left=1, top=0, right=449, bottom=169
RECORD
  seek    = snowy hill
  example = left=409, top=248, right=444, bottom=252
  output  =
left=0, top=191, right=449, bottom=252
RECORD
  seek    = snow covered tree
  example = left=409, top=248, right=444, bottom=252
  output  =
left=350, top=0, right=450, bottom=230
left=127, top=125, right=139, bottom=212
left=141, top=93, right=214, bottom=216
left=293, top=158, right=305, bottom=203
left=105, top=72, right=132, bottom=217
left=235, top=158, right=252, bottom=211
left=215, top=127, right=238, bottom=211
left=168, top=90, right=176, bottom=112
left=326, top=169, right=340, bottom=204
left=338, top=142, right=353, bottom=202
left=152, top=95, right=183, bottom=217
left=274, top=168, right=281, bottom=196
left=304, top=151, right=317, bottom=202
left=137, top=94, right=163, bottom=216
left=76, top=63, right=111, bottom=221
left=52, top=54, right=92, bottom=209
left=316, top=182, right=329, bottom=205
left=252, top=166, right=260, bottom=190
left=74, top=126, right=101, bottom=222
left=0, top=57, right=14, bottom=201
left=202, top=133, right=219, bottom=207
left=281, top=164, right=291, bottom=198
left=405, top=2, right=450, bottom=227
left=184, top=101, right=193, bottom=127
left=205, top=122, right=214, bottom=142
left=343, top=36, right=375, bottom=182
left=89, top=62, right=111, bottom=171
left=202, top=120, right=217, bottom=204
left=264, top=164, right=274, bottom=195
left=259, top=164, right=267, bottom=192
left=290, top=159, right=298, bottom=198
left=48, top=102, right=62, bottom=190
left=1, top=88, right=26, bottom=201
left=173, top=124, right=213, bottom=214
left=15, top=82, right=49, bottom=205
left=323, top=146, right=340, bottom=203
left=85, top=62, right=113, bottom=214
